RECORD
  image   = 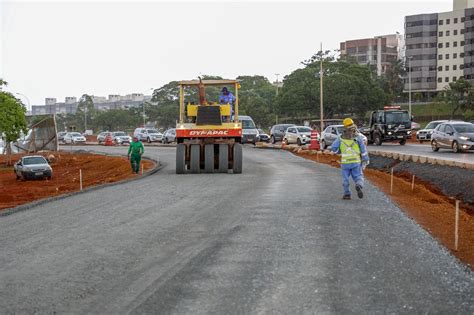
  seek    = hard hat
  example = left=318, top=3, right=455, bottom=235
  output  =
left=343, top=118, right=354, bottom=128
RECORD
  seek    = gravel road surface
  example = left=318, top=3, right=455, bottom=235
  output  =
left=0, top=145, right=472, bottom=313
left=367, top=143, right=473, bottom=164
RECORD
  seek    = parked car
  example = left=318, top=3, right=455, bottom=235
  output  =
left=240, top=115, right=259, bottom=145
left=57, top=131, right=67, bottom=142
left=133, top=128, right=162, bottom=143
left=416, top=120, right=448, bottom=143
left=97, top=131, right=112, bottom=144
left=112, top=131, right=131, bottom=145
left=270, top=124, right=296, bottom=144
left=63, top=132, right=86, bottom=145
left=257, top=129, right=270, bottom=143
left=14, top=155, right=53, bottom=180
left=162, top=128, right=176, bottom=144
left=431, top=121, right=474, bottom=153
left=321, top=124, right=368, bottom=149
left=283, top=126, right=312, bottom=146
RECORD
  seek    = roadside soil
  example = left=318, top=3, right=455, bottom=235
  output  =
left=0, top=152, right=155, bottom=211
left=293, top=149, right=474, bottom=270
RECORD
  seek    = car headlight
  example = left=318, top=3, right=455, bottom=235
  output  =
left=387, top=132, right=392, bottom=135
left=416, top=131, right=420, bottom=135
left=459, top=136, right=469, bottom=141
left=429, top=131, right=433, bottom=134
left=407, top=131, right=411, bottom=134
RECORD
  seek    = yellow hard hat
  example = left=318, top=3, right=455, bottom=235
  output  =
left=343, top=118, right=354, bottom=128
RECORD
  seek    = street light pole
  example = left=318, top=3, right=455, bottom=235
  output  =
left=408, top=56, right=412, bottom=118
left=320, top=42, right=324, bottom=133
left=142, top=88, right=153, bottom=127
left=275, top=73, right=280, bottom=96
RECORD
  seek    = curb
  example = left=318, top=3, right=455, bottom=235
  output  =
left=0, top=151, right=164, bottom=218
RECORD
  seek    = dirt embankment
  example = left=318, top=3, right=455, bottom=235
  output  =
left=0, top=152, right=155, bottom=211
left=293, top=149, right=474, bottom=270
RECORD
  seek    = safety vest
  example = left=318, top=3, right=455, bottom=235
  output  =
left=340, top=138, right=361, bottom=164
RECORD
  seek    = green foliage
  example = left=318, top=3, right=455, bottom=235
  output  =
left=276, top=59, right=388, bottom=121
left=94, top=108, right=141, bottom=131
left=379, top=59, right=406, bottom=102
left=0, top=81, right=28, bottom=143
left=436, top=78, right=474, bottom=118
left=237, top=75, right=276, bottom=128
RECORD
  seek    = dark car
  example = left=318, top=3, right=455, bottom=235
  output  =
left=14, top=155, right=53, bottom=180
left=257, top=129, right=270, bottom=143
left=431, top=121, right=474, bottom=153
left=270, top=124, right=296, bottom=144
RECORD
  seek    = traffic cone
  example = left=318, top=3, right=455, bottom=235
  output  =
left=281, top=139, right=286, bottom=149
left=104, top=133, right=114, bottom=146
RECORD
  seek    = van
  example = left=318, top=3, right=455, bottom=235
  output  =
left=133, top=128, right=163, bottom=143
left=239, top=115, right=259, bottom=145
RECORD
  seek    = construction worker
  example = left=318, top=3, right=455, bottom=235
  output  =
left=331, top=118, right=369, bottom=200
left=219, top=87, right=236, bottom=121
left=128, top=136, right=144, bottom=174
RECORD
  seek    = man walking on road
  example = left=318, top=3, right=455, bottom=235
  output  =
left=128, top=136, right=144, bottom=174
left=331, top=118, right=369, bottom=200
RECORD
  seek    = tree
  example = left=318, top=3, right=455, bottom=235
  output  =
left=76, top=94, right=96, bottom=132
left=0, top=79, right=28, bottom=164
left=380, top=59, right=406, bottom=102
left=437, top=78, right=474, bottom=118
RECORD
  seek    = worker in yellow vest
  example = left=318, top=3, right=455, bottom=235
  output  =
left=331, top=118, right=369, bottom=200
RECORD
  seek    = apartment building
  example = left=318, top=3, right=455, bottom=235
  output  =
left=404, top=0, right=474, bottom=96
left=340, top=34, right=404, bottom=76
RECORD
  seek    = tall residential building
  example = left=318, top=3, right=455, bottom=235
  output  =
left=405, top=0, right=474, bottom=96
left=340, top=34, right=404, bottom=76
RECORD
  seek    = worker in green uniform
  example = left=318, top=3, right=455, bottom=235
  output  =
left=128, top=136, right=144, bottom=174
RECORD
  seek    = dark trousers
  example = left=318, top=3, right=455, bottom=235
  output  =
left=130, top=153, right=141, bottom=173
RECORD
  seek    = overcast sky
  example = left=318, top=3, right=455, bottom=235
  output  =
left=1, top=0, right=451, bottom=107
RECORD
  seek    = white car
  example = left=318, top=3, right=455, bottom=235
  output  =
left=416, top=120, right=448, bottom=143
left=112, top=131, right=132, bottom=145
left=321, top=125, right=367, bottom=149
left=63, top=132, right=86, bottom=145
left=133, top=128, right=163, bottom=143
left=283, top=126, right=313, bottom=146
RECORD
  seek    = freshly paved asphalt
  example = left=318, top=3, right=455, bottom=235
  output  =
left=0, top=145, right=472, bottom=313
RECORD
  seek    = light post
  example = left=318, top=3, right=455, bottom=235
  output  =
left=142, top=88, right=153, bottom=127
left=320, top=42, right=324, bottom=133
left=15, top=92, right=31, bottom=114
left=275, top=73, right=280, bottom=96
left=407, top=55, right=413, bottom=118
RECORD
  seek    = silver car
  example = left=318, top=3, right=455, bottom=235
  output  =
left=112, top=131, right=132, bottom=145
left=320, top=125, right=344, bottom=149
left=14, top=155, right=53, bottom=180
left=431, top=121, right=474, bottom=153
left=283, top=126, right=312, bottom=146
left=416, top=120, right=448, bottom=143
left=63, top=132, right=86, bottom=145
left=162, top=128, right=176, bottom=144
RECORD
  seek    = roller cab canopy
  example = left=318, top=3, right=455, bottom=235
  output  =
left=178, top=79, right=239, bottom=86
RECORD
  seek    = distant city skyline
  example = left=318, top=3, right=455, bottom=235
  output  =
left=1, top=0, right=451, bottom=106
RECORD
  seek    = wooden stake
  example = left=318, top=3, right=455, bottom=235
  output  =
left=390, top=168, right=394, bottom=194
left=141, top=164, right=144, bottom=175
left=79, top=169, right=83, bottom=191
left=455, top=200, right=460, bottom=251
left=411, top=175, right=415, bottom=191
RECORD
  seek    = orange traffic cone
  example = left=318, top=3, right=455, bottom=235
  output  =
left=104, top=133, right=114, bottom=146
left=281, top=139, right=286, bottom=149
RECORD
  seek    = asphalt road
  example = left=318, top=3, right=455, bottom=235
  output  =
left=0, top=145, right=473, bottom=313
left=367, top=142, right=474, bottom=164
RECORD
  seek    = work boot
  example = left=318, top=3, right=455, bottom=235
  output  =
left=342, top=194, right=351, bottom=200
left=356, top=184, right=363, bottom=199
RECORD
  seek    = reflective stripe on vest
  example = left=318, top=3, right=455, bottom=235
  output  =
left=340, top=138, right=361, bottom=164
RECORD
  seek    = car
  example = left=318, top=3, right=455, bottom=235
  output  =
left=112, top=131, right=131, bottom=145
left=321, top=124, right=368, bottom=149
left=283, top=126, right=312, bottom=146
left=97, top=131, right=112, bottom=144
left=63, top=132, right=86, bottom=145
left=133, top=128, right=163, bottom=143
left=431, top=121, right=474, bottom=153
left=14, top=155, right=53, bottom=180
left=257, top=129, right=270, bottom=143
left=320, top=125, right=344, bottom=149
left=416, top=120, right=448, bottom=143
left=162, top=128, right=176, bottom=144
left=240, top=115, right=259, bottom=145
left=270, top=124, right=296, bottom=144
left=57, top=131, right=67, bottom=142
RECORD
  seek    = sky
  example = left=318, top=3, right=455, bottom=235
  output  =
left=1, top=0, right=451, bottom=107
